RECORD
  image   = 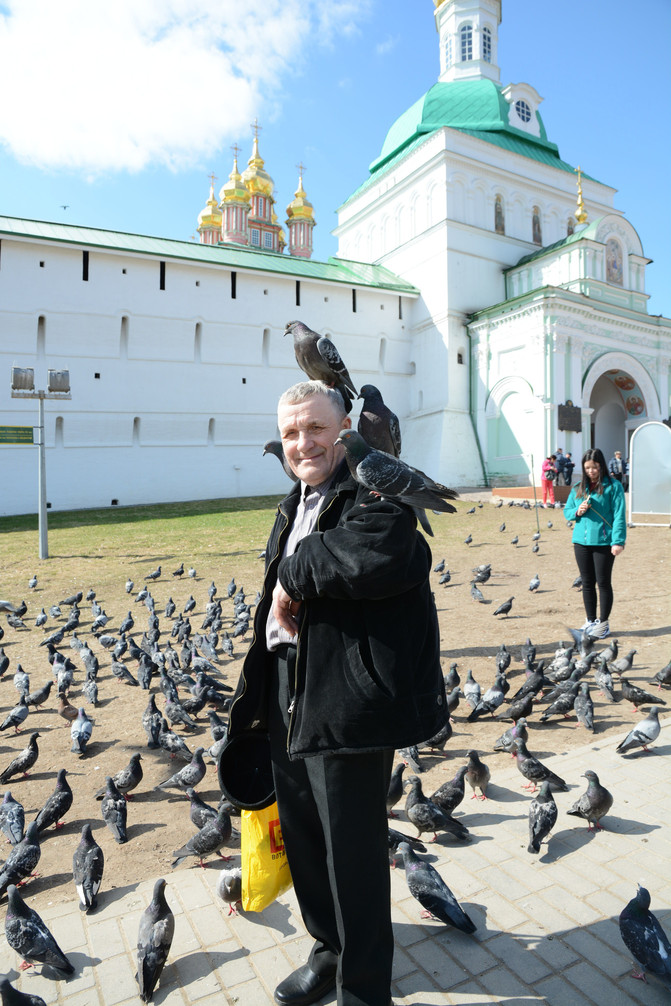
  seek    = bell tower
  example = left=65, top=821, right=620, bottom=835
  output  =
left=434, top=0, right=501, bottom=84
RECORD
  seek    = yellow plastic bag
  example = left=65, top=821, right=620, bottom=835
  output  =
left=240, top=801, right=292, bottom=912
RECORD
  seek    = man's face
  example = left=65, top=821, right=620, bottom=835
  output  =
left=278, top=395, right=351, bottom=485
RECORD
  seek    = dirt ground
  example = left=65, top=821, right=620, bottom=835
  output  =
left=0, top=494, right=669, bottom=914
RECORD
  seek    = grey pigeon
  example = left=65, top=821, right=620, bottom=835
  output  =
left=493, top=597, right=514, bottom=617
left=335, top=429, right=457, bottom=537
left=25, top=681, right=53, bottom=709
left=186, top=788, right=218, bottom=831
left=404, top=776, right=470, bottom=843
left=285, top=319, right=357, bottom=413
left=470, top=582, right=485, bottom=603
left=493, top=717, right=528, bottom=756
left=101, top=777, right=128, bottom=844
left=0, top=822, right=41, bottom=897
left=620, top=678, right=665, bottom=711
left=157, top=719, right=193, bottom=762
left=386, top=763, right=406, bottom=818
left=463, top=669, right=480, bottom=709
left=619, top=885, right=671, bottom=985
left=574, top=682, right=595, bottom=731
left=0, top=696, right=29, bottom=733
left=594, top=662, right=617, bottom=702
left=95, top=753, right=143, bottom=800
left=4, top=884, right=74, bottom=975
left=396, top=842, right=476, bottom=932
left=34, top=769, right=72, bottom=833
left=34, top=609, right=47, bottom=628
left=0, top=792, right=25, bottom=845
left=616, top=706, right=661, bottom=755
left=0, top=732, right=40, bottom=784
left=72, top=823, right=104, bottom=913
left=527, top=781, right=558, bottom=854
left=515, top=741, right=568, bottom=792
left=465, top=750, right=490, bottom=800
left=0, top=977, right=47, bottom=1005
left=611, top=649, right=637, bottom=675
left=216, top=866, right=243, bottom=915
left=652, top=660, right=671, bottom=689
left=263, top=440, right=298, bottom=481
left=430, top=766, right=467, bottom=816
left=13, top=667, right=30, bottom=697
left=567, top=770, right=613, bottom=830
left=136, top=878, right=174, bottom=1003
left=539, top=682, right=579, bottom=723
left=529, top=573, right=540, bottom=592
left=145, top=565, right=162, bottom=581
left=398, top=745, right=422, bottom=774
left=357, top=384, right=401, bottom=457
left=171, top=806, right=233, bottom=867
left=467, top=674, right=505, bottom=722
left=70, top=708, right=93, bottom=755
left=156, top=748, right=206, bottom=792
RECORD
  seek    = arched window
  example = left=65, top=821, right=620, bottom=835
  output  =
left=494, top=194, right=505, bottom=235
left=132, top=417, right=140, bottom=446
left=55, top=416, right=64, bottom=447
left=37, top=316, right=46, bottom=358
left=460, top=23, right=473, bottom=61
left=207, top=418, right=215, bottom=445
left=444, top=34, right=453, bottom=69
left=532, top=207, right=542, bottom=245
left=567, top=217, right=575, bottom=236
left=120, top=316, right=129, bottom=359
left=378, top=337, right=387, bottom=372
left=262, top=328, right=271, bottom=366
left=606, top=238, right=623, bottom=285
left=457, top=351, right=465, bottom=365
left=194, top=322, right=202, bottom=363
left=482, top=25, right=492, bottom=63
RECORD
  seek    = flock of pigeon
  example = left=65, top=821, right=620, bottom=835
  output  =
left=0, top=318, right=668, bottom=1000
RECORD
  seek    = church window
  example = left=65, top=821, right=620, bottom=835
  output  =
left=132, top=417, right=140, bottom=446
left=82, top=250, right=89, bottom=281
left=264, top=231, right=273, bottom=249
left=444, top=34, right=453, bottom=68
left=606, top=238, right=623, bottom=285
left=250, top=228, right=260, bottom=246
left=120, top=317, right=129, bottom=359
left=457, top=351, right=464, bottom=365
left=207, top=418, right=215, bottom=445
left=460, top=24, right=473, bottom=61
left=295, top=280, right=301, bottom=306
left=532, top=207, right=542, bottom=245
left=159, top=261, right=166, bottom=290
left=352, top=289, right=357, bottom=313
left=482, top=26, right=492, bottom=63
left=495, top=194, right=505, bottom=235
left=194, top=322, right=202, bottom=363
left=231, top=271, right=237, bottom=299
left=515, top=99, right=531, bottom=123
left=567, top=217, right=575, bottom=236
left=55, top=416, right=64, bottom=448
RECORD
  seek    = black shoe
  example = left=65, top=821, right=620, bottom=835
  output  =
left=274, top=964, right=336, bottom=1006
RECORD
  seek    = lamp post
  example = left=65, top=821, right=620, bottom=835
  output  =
left=10, top=366, right=71, bottom=560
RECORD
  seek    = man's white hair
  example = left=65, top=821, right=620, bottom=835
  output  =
left=278, top=381, right=346, bottom=420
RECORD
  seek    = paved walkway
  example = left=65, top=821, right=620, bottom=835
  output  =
left=1, top=721, right=669, bottom=1006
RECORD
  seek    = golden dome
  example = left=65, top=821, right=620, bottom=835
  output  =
left=197, top=180, right=222, bottom=228
left=242, top=133, right=275, bottom=198
left=219, top=149, right=251, bottom=205
left=286, top=167, right=315, bottom=222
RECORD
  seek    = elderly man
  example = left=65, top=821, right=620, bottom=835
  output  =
left=227, top=380, right=446, bottom=1006
left=608, top=450, right=626, bottom=483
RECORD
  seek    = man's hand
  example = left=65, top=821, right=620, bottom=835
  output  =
left=272, top=581, right=301, bottom=636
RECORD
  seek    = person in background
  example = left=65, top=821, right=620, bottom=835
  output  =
left=623, top=455, right=630, bottom=492
left=564, top=447, right=626, bottom=640
left=554, top=448, right=567, bottom=486
left=564, top=452, right=575, bottom=486
left=608, top=450, right=626, bottom=484
left=541, top=454, right=558, bottom=507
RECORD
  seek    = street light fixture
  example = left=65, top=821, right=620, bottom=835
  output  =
left=11, top=366, right=71, bottom=560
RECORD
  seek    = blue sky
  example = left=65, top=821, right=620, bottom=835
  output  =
left=0, top=0, right=669, bottom=316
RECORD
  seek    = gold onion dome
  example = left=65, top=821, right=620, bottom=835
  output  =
left=219, top=152, right=250, bottom=205
left=272, top=210, right=286, bottom=249
left=198, top=180, right=222, bottom=227
left=242, top=135, right=275, bottom=197
left=286, top=169, right=315, bottom=222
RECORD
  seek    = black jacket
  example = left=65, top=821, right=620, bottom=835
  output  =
left=228, top=463, right=446, bottom=759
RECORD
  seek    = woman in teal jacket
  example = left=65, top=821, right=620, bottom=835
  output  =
left=564, top=447, right=626, bottom=639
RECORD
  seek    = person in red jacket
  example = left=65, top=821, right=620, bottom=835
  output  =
left=541, top=454, right=558, bottom=507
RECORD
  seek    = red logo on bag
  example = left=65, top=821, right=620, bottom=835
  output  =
left=269, top=818, right=284, bottom=854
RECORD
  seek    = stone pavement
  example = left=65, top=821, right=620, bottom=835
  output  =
left=1, top=721, right=669, bottom=1006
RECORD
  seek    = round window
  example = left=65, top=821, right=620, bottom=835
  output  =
left=515, top=99, right=531, bottom=123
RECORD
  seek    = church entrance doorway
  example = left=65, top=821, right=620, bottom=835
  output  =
left=588, top=368, right=646, bottom=461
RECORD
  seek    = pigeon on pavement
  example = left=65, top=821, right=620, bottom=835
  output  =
left=574, top=682, right=595, bottom=731
left=619, top=884, right=671, bottom=985
left=404, top=776, right=470, bottom=843
left=0, top=822, right=41, bottom=897
left=0, top=792, right=25, bottom=845
left=216, top=866, right=243, bottom=915
left=4, top=884, right=74, bottom=975
left=493, top=717, right=528, bottom=757
left=95, top=754, right=143, bottom=801
left=527, top=781, right=558, bottom=854
left=620, top=678, right=665, bottom=711
left=465, top=750, right=490, bottom=800
left=616, top=707, right=661, bottom=755
left=386, top=763, right=406, bottom=818
left=467, top=674, right=505, bottom=722
left=0, top=976, right=47, bottom=1005
left=72, top=823, right=104, bottom=913
left=357, top=384, right=402, bottom=457
left=155, top=748, right=206, bottom=792
left=285, top=319, right=357, bottom=413
left=136, top=878, right=174, bottom=1003
left=431, top=766, right=467, bottom=816
left=514, top=741, right=568, bottom=792
left=185, top=788, right=218, bottom=831
left=567, top=770, right=613, bottom=830
left=396, top=842, right=476, bottom=932
left=171, top=806, right=233, bottom=867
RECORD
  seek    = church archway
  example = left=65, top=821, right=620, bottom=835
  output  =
left=485, top=377, right=541, bottom=483
left=583, top=352, right=658, bottom=459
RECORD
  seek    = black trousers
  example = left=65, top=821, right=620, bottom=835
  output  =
left=269, top=646, right=394, bottom=1006
left=573, top=543, right=615, bottom=622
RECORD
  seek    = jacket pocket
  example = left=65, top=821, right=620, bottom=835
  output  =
left=344, top=638, right=394, bottom=702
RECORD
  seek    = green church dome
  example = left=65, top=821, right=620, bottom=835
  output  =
left=369, top=78, right=557, bottom=175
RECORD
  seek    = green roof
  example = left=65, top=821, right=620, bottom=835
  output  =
left=510, top=218, right=606, bottom=270
left=0, top=215, right=418, bottom=295
left=341, top=79, right=597, bottom=209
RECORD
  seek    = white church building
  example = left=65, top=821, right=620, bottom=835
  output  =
left=1, top=0, right=669, bottom=516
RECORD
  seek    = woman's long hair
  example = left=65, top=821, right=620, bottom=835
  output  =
left=576, top=447, right=610, bottom=498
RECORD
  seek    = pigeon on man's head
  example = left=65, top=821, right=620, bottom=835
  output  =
left=263, top=440, right=298, bottom=481
left=619, top=884, right=671, bottom=986
left=616, top=706, right=661, bottom=755
left=136, top=878, right=174, bottom=1003
left=357, top=384, right=402, bottom=457
left=285, top=320, right=357, bottom=413
left=335, top=429, right=457, bottom=537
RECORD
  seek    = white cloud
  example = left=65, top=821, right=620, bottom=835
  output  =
left=375, top=34, right=399, bottom=56
left=0, top=0, right=370, bottom=173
